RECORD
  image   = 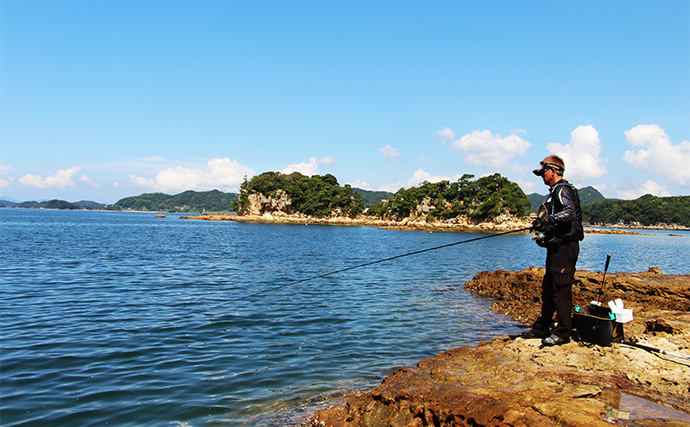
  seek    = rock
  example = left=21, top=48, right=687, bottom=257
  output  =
left=310, top=269, right=690, bottom=426
left=242, top=189, right=292, bottom=216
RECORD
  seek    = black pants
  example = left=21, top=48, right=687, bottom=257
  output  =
left=533, top=240, right=579, bottom=339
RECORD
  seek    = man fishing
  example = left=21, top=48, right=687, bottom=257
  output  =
left=522, top=155, right=584, bottom=346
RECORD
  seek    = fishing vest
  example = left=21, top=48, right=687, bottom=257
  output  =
left=544, top=180, right=584, bottom=242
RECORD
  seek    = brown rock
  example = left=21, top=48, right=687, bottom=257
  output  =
left=310, top=269, right=690, bottom=427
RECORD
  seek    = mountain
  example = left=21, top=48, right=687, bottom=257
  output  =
left=526, top=193, right=546, bottom=212
left=527, top=186, right=605, bottom=212
left=75, top=200, right=106, bottom=210
left=354, top=188, right=395, bottom=207
left=578, top=186, right=606, bottom=206
left=583, top=195, right=690, bottom=227
left=107, top=189, right=238, bottom=212
left=0, top=199, right=17, bottom=207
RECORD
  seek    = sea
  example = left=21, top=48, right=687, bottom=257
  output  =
left=1, top=209, right=688, bottom=426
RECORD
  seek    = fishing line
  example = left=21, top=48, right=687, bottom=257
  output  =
left=234, top=226, right=531, bottom=302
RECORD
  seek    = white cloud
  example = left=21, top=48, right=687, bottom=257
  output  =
left=615, top=179, right=671, bottom=199
left=623, top=124, right=690, bottom=186
left=347, top=180, right=372, bottom=190
left=408, top=168, right=449, bottom=187
left=435, top=127, right=456, bottom=142
left=282, top=157, right=334, bottom=175
left=90, top=157, right=203, bottom=177
left=443, top=129, right=531, bottom=171
left=19, top=167, right=81, bottom=189
left=379, top=145, right=400, bottom=162
left=130, top=157, right=255, bottom=192
left=80, top=175, right=101, bottom=188
left=545, top=125, right=607, bottom=181
left=206, top=158, right=255, bottom=187
left=139, top=156, right=166, bottom=162
left=378, top=182, right=404, bottom=193
left=516, top=180, right=537, bottom=195
left=0, top=163, right=13, bottom=188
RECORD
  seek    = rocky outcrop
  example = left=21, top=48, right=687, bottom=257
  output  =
left=240, top=189, right=292, bottom=216
left=464, top=267, right=690, bottom=330
left=310, top=269, right=690, bottom=427
left=183, top=211, right=533, bottom=232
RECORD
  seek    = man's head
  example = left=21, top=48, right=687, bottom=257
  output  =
left=533, top=155, right=565, bottom=186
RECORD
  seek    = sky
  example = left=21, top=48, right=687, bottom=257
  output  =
left=1, top=1, right=689, bottom=204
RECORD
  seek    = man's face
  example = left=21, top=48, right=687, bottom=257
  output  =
left=542, top=168, right=559, bottom=186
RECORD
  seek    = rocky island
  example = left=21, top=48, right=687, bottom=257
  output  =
left=309, top=268, right=690, bottom=427
left=180, top=172, right=672, bottom=234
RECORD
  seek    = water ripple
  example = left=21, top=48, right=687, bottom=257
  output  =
left=2, top=210, right=688, bottom=426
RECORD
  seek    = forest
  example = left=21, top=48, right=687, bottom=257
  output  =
left=582, top=195, right=690, bottom=227
left=366, top=173, right=529, bottom=221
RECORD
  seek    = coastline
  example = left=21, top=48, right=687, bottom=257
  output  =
left=177, top=212, right=687, bottom=234
left=309, top=268, right=690, bottom=426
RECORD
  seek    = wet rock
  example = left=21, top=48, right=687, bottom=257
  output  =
left=310, top=269, right=690, bottom=427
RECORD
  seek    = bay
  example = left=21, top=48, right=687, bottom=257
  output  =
left=1, top=209, right=688, bottom=426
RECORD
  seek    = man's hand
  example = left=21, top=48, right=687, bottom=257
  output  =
left=531, top=216, right=548, bottom=231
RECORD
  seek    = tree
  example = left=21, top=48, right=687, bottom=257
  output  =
left=237, top=172, right=365, bottom=217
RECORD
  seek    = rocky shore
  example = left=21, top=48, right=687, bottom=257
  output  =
left=180, top=212, right=656, bottom=235
left=309, top=268, right=690, bottom=427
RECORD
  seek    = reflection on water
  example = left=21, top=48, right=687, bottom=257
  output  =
left=601, top=390, right=690, bottom=425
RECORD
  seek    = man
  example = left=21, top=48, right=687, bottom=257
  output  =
left=522, top=155, right=584, bottom=346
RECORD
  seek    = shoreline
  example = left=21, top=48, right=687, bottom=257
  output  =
left=179, top=212, right=690, bottom=234
left=309, top=268, right=690, bottom=426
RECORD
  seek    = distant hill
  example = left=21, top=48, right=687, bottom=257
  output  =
left=526, top=193, right=546, bottom=212
left=13, top=201, right=41, bottom=208
left=583, top=195, right=690, bottom=227
left=4, top=199, right=106, bottom=210
left=526, top=186, right=605, bottom=212
left=43, top=199, right=80, bottom=210
left=354, top=188, right=395, bottom=207
left=578, top=186, right=606, bottom=206
left=75, top=200, right=106, bottom=210
left=107, top=189, right=238, bottom=212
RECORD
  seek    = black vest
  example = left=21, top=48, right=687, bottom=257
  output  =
left=544, top=180, right=584, bottom=242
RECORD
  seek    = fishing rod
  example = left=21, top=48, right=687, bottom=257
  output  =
left=622, top=341, right=690, bottom=361
left=237, top=226, right=532, bottom=302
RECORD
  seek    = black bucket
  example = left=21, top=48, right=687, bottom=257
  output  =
left=573, top=305, right=624, bottom=347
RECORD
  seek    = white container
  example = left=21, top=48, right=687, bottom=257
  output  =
left=608, top=299, right=634, bottom=323
left=614, top=309, right=634, bottom=323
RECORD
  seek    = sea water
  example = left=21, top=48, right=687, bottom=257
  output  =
left=1, top=209, right=688, bottom=426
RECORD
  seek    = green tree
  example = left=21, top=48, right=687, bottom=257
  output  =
left=238, top=172, right=365, bottom=217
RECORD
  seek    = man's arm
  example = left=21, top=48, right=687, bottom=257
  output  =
left=550, top=185, right=577, bottom=223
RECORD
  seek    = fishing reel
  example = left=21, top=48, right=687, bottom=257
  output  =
left=532, top=204, right=556, bottom=247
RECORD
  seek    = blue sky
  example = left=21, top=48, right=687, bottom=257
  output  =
left=1, top=1, right=688, bottom=204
